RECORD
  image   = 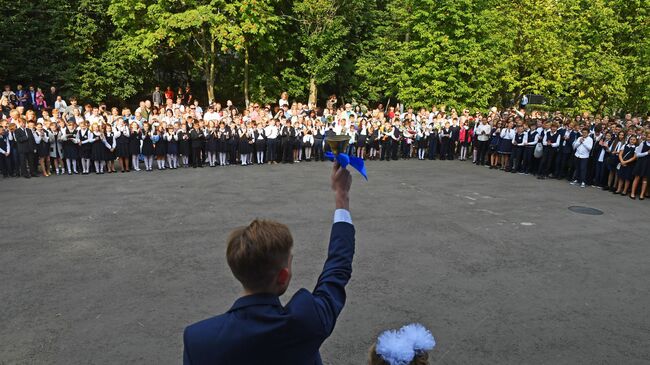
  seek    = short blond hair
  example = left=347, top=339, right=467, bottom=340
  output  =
left=226, top=219, right=293, bottom=292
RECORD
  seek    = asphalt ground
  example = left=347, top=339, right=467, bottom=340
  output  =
left=1, top=159, right=649, bottom=364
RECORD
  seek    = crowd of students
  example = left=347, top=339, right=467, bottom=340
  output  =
left=1, top=85, right=649, bottom=200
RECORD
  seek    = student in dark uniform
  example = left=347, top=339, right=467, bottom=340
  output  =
left=61, top=119, right=79, bottom=174
left=154, top=124, right=167, bottom=170
left=555, top=122, right=578, bottom=180
left=128, top=122, right=142, bottom=171
left=189, top=120, right=204, bottom=168
left=280, top=119, right=295, bottom=163
left=141, top=122, right=155, bottom=171
left=593, top=131, right=612, bottom=188
left=78, top=121, right=93, bottom=174
left=89, top=123, right=106, bottom=174
left=217, top=121, right=230, bottom=166
left=0, top=125, right=10, bottom=177
left=356, top=119, right=368, bottom=159
left=537, top=121, right=561, bottom=179
left=115, top=119, right=130, bottom=172
left=522, top=122, right=538, bottom=175
left=178, top=124, right=190, bottom=168
left=416, top=125, right=428, bottom=160
left=449, top=119, right=460, bottom=160
left=614, top=135, right=637, bottom=196
left=630, top=130, right=650, bottom=199
left=104, top=124, right=117, bottom=173
left=205, top=121, right=218, bottom=167
left=427, top=124, right=439, bottom=161
left=498, top=120, right=515, bottom=171
left=511, top=125, right=526, bottom=173
left=390, top=121, right=401, bottom=161
left=166, top=125, right=179, bottom=169
left=439, top=121, right=452, bottom=161
left=6, top=123, right=19, bottom=177
left=367, top=124, right=378, bottom=161
left=254, top=122, right=266, bottom=164
left=34, top=123, right=50, bottom=176
left=229, top=121, right=238, bottom=165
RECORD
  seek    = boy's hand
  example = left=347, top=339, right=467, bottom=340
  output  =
left=331, top=162, right=351, bottom=211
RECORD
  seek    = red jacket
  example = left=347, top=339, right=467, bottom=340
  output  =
left=459, top=127, right=473, bottom=143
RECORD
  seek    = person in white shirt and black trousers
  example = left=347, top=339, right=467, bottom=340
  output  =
left=570, top=127, right=593, bottom=188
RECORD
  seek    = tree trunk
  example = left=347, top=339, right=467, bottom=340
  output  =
left=206, top=62, right=215, bottom=104
left=308, top=77, right=317, bottom=107
left=244, top=45, right=250, bottom=108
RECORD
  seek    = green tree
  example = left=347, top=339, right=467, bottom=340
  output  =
left=294, top=0, right=349, bottom=106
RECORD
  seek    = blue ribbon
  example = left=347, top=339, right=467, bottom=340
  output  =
left=325, top=152, right=368, bottom=180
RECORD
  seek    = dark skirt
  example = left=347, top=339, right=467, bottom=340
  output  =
left=129, top=135, right=140, bottom=155
left=167, top=141, right=178, bottom=155
left=417, top=138, right=428, bottom=149
left=179, top=140, right=190, bottom=156
left=239, top=139, right=253, bottom=154
left=617, top=162, right=635, bottom=180
left=37, top=142, right=50, bottom=158
left=142, top=138, right=154, bottom=156
left=104, top=146, right=115, bottom=161
left=358, top=135, right=367, bottom=147
left=498, top=139, right=513, bottom=154
left=217, top=139, right=229, bottom=153
left=155, top=138, right=167, bottom=157
left=80, top=144, right=92, bottom=159
left=116, top=137, right=130, bottom=158
left=91, top=140, right=105, bottom=161
left=489, top=136, right=500, bottom=151
left=206, top=136, right=218, bottom=153
left=63, top=141, right=78, bottom=160
left=255, top=139, right=266, bottom=152
left=632, top=156, right=649, bottom=177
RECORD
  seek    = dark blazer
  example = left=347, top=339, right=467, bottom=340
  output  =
left=14, top=127, right=36, bottom=154
left=183, top=222, right=355, bottom=365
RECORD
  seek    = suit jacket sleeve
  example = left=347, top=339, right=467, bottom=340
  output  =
left=311, top=222, right=355, bottom=336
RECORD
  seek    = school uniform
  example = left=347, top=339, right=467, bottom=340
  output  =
left=115, top=127, right=131, bottom=158
left=511, top=131, right=526, bottom=172
left=313, top=128, right=324, bottom=161
left=475, top=123, right=491, bottom=165
left=264, top=125, right=278, bottom=163
left=593, top=138, right=610, bottom=187
left=178, top=130, right=190, bottom=158
left=572, top=135, right=593, bottom=185
left=555, top=129, right=578, bottom=179
left=427, top=128, right=438, bottom=160
left=154, top=132, right=167, bottom=157
left=357, top=127, right=367, bottom=150
left=537, top=130, right=560, bottom=178
left=167, top=132, right=179, bottom=157
left=35, top=131, right=50, bottom=158
left=0, top=133, right=10, bottom=177
left=104, top=132, right=116, bottom=162
left=498, top=128, right=515, bottom=155
left=49, top=130, right=63, bottom=159
left=90, top=132, right=106, bottom=161
left=62, top=127, right=79, bottom=160
left=390, top=126, right=401, bottom=160
left=633, top=141, right=650, bottom=178
left=77, top=128, right=92, bottom=159
left=183, top=211, right=355, bottom=365
left=280, top=125, right=295, bottom=163
left=380, top=128, right=392, bottom=161
left=617, top=144, right=637, bottom=181
left=439, top=128, right=452, bottom=160
left=254, top=129, right=267, bottom=164
left=523, top=129, right=538, bottom=174
left=239, top=129, right=253, bottom=156
left=206, top=129, right=218, bottom=154
left=14, top=126, right=38, bottom=177
left=189, top=128, right=204, bottom=167
left=141, top=131, right=155, bottom=156
left=7, top=130, right=19, bottom=176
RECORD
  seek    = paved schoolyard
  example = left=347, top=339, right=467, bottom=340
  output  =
left=1, top=159, right=648, bottom=364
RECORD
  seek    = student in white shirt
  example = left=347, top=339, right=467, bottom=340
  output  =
left=570, top=127, right=593, bottom=188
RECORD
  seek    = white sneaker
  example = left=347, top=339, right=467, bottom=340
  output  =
left=570, top=180, right=578, bottom=185
left=580, top=183, right=586, bottom=188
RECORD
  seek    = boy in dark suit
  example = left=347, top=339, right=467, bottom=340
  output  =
left=183, top=163, right=355, bottom=365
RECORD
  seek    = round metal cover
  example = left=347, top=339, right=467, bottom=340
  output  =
left=568, top=206, right=603, bottom=215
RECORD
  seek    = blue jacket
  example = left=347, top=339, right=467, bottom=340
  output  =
left=183, top=221, right=356, bottom=365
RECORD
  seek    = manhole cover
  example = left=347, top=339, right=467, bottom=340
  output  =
left=568, top=206, right=603, bottom=215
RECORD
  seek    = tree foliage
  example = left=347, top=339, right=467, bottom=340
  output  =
left=0, top=0, right=648, bottom=114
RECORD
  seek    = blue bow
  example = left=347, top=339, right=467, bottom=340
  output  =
left=324, top=152, right=368, bottom=180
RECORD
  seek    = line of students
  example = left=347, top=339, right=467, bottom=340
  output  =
left=2, top=107, right=648, bottom=201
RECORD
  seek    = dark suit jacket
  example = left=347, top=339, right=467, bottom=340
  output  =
left=14, top=128, right=36, bottom=154
left=183, top=222, right=355, bottom=365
